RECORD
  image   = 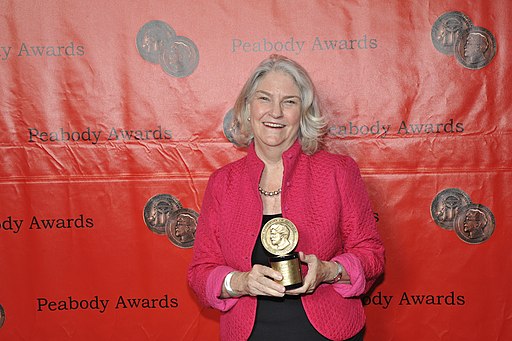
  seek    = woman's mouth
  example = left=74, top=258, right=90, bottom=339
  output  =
left=263, top=122, right=285, bottom=128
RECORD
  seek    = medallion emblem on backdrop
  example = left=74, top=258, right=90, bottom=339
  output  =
left=431, top=188, right=495, bottom=244
left=431, top=188, right=471, bottom=230
left=431, top=11, right=472, bottom=55
left=144, top=194, right=183, bottom=235
left=431, top=11, right=496, bottom=69
left=143, top=194, right=199, bottom=248
left=136, top=20, right=199, bottom=78
left=0, top=304, right=5, bottom=329
left=454, top=203, right=495, bottom=244
left=223, top=109, right=241, bottom=146
left=165, top=208, right=199, bottom=249
left=454, top=27, right=496, bottom=70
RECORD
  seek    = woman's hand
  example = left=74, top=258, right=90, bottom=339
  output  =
left=229, top=264, right=286, bottom=297
left=285, top=251, right=338, bottom=295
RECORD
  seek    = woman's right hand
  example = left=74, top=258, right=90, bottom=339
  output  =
left=231, top=265, right=286, bottom=297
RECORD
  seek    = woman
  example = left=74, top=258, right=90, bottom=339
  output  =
left=188, top=55, right=385, bottom=341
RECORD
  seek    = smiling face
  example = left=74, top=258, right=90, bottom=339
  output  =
left=248, top=70, right=302, bottom=155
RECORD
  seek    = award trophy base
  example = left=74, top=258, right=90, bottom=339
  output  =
left=269, top=252, right=303, bottom=290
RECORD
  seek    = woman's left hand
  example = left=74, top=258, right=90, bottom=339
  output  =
left=285, top=251, right=334, bottom=295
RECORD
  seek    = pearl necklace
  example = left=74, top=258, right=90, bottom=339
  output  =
left=258, top=186, right=282, bottom=197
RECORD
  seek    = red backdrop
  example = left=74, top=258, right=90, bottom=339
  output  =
left=1, top=1, right=511, bottom=340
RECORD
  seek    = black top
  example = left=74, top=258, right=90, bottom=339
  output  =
left=248, top=214, right=330, bottom=341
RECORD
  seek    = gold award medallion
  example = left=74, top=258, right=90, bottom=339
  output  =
left=261, top=217, right=302, bottom=289
left=261, top=217, right=298, bottom=256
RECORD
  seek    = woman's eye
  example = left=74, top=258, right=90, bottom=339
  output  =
left=258, top=96, right=270, bottom=102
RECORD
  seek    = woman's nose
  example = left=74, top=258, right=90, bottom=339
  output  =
left=269, top=100, right=284, bottom=118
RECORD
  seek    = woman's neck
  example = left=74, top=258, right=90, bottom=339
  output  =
left=255, top=144, right=286, bottom=215
left=254, top=142, right=289, bottom=166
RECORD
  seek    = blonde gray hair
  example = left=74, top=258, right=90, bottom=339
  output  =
left=233, top=55, right=326, bottom=154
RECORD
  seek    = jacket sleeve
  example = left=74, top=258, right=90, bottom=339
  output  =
left=187, top=171, right=239, bottom=311
left=332, top=156, right=385, bottom=297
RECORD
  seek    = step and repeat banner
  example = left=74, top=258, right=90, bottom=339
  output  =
left=1, top=1, right=511, bottom=340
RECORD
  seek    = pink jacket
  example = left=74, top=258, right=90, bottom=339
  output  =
left=188, top=140, right=385, bottom=341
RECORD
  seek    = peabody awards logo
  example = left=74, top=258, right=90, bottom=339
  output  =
left=143, top=194, right=198, bottom=248
left=431, top=188, right=495, bottom=244
left=431, top=11, right=497, bottom=69
left=136, top=20, right=199, bottom=78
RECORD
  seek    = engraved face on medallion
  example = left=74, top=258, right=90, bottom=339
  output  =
left=143, top=194, right=183, bottom=235
left=136, top=20, right=177, bottom=64
left=455, top=27, right=497, bottom=69
left=431, top=188, right=472, bottom=230
left=432, top=11, right=473, bottom=55
left=261, top=217, right=298, bottom=256
left=160, top=36, right=200, bottom=78
left=454, top=203, right=495, bottom=244
left=165, top=208, right=199, bottom=248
